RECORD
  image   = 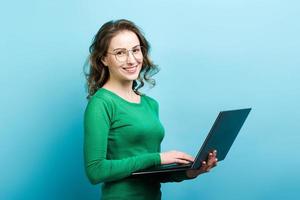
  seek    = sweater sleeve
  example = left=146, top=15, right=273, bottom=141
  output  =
left=84, top=97, right=161, bottom=185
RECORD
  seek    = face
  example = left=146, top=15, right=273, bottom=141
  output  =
left=101, top=30, right=143, bottom=84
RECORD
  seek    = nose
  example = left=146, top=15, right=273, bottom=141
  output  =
left=126, top=51, right=136, bottom=64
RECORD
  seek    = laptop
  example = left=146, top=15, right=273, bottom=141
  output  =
left=131, top=108, right=251, bottom=176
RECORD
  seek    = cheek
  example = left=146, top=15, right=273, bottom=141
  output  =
left=138, top=60, right=143, bottom=68
left=107, top=57, right=117, bottom=66
left=107, top=58, right=123, bottom=69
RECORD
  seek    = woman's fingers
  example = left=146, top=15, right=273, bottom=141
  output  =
left=175, top=150, right=217, bottom=166
left=207, top=153, right=216, bottom=165
left=200, top=150, right=218, bottom=171
left=186, top=150, right=218, bottom=178
left=173, top=151, right=194, bottom=162
left=211, top=150, right=217, bottom=157
left=174, top=158, right=191, bottom=164
left=160, top=150, right=197, bottom=165
left=161, top=151, right=195, bottom=165
left=181, top=153, right=195, bottom=162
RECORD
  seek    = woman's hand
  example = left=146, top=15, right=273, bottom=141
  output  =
left=160, top=150, right=195, bottom=165
left=186, top=150, right=218, bottom=178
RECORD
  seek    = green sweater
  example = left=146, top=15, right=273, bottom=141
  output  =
left=84, top=88, right=190, bottom=200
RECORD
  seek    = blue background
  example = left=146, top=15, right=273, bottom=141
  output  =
left=1, top=0, right=299, bottom=199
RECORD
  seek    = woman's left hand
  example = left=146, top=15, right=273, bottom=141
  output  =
left=186, top=150, right=218, bottom=178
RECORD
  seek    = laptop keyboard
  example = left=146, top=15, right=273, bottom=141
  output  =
left=156, top=163, right=193, bottom=170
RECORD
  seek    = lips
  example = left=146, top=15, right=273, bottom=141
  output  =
left=122, top=65, right=138, bottom=73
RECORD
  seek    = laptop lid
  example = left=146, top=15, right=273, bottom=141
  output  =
left=191, top=108, right=251, bottom=169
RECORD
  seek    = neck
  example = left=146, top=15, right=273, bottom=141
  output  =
left=103, top=78, right=136, bottom=98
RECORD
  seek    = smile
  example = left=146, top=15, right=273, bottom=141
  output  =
left=122, top=65, right=138, bottom=73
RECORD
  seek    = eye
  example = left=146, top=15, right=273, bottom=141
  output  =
left=116, top=50, right=126, bottom=56
left=132, top=48, right=141, bottom=53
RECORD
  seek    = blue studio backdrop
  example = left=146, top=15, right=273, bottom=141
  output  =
left=1, top=0, right=299, bottom=199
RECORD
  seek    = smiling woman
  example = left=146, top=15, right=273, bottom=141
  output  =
left=85, top=19, right=159, bottom=100
left=101, top=31, right=144, bottom=91
left=83, top=19, right=218, bottom=200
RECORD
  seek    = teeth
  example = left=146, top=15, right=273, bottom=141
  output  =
left=123, top=66, right=137, bottom=72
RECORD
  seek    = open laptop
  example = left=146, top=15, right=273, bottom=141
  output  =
left=131, top=108, right=251, bottom=176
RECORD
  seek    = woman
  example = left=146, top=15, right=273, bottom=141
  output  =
left=84, top=19, right=218, bottom=200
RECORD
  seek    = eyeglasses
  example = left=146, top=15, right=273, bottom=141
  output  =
left=106, top=45, right=145, bottom=63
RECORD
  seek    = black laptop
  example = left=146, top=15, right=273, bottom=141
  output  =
left=131, top=108, right=251, bottom=176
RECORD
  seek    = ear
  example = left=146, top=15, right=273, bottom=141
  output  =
left=101, top=56, right=108, bottom=66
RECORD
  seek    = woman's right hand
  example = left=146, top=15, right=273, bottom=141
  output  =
left=160, top=150, right=195, bottom=165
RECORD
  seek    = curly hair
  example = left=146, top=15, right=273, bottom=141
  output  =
left=84, top=19, right=159, bottom=99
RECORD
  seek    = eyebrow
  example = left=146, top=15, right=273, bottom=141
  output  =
left=112, top=45, right=140, bottom=52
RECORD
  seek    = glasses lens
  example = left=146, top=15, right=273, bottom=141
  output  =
left=132, top=46, right=144, bottom=60
left=115, top=50, right=127, bottom=62
left=114, top=46, right=145, bottom=63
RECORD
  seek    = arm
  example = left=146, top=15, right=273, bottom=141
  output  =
left=84, top=97, right=161, bottom=184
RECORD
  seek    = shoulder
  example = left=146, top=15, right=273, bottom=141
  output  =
left=85, top=89, right=115, bottom=114
left=142, top=94, right=160, bottom=110
left=93, top=88, right=113, bottom=100
left=87, top=90, right=107, bottom=105
left=143, top=94, right=158, bottom=104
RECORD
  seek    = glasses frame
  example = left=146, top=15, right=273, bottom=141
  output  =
left=106, top=45, right=145, bottom=63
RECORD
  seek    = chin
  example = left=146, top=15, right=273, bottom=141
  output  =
left=125, top=73, right=140, bottom=81
left=120, top=65, right=142, bottom=81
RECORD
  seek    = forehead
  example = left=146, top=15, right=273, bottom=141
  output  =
left=109, top=30, right=140, bottom=50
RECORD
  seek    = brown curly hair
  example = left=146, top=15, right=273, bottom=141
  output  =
left=84, top=19, right=159, bottom=99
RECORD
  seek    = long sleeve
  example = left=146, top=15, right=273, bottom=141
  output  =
left=84, top=97, right=161, bottom=185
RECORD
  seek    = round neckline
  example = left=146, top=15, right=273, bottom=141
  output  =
left=100, top=88, right=144, bottom=106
